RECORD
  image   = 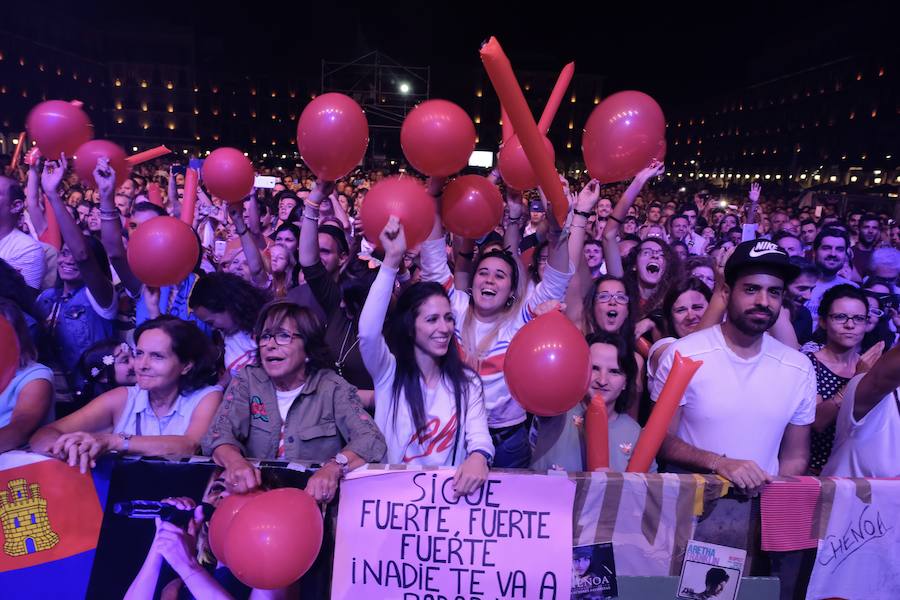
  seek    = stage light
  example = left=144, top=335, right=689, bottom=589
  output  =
left=399, top=82, right=411, bottom=94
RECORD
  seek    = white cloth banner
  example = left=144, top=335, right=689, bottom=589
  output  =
left=332, top=468, right=575, bottom=600
left=806, top=479, right=900, bottom=600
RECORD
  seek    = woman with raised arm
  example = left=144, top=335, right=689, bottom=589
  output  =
left=359, top=217, right=492, bottom=495
left=35, top=155, right=119, bottom=397
left=419, top=177, right=591, bottom=467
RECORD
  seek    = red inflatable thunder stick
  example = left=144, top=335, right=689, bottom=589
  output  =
left=480, top=37, right=569, bottom=226
left=626, top=351, right=702, bottom=472
left=585, top=394, right=610, bottom=471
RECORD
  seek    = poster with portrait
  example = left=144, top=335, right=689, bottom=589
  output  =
left=676, top=540, right=745, bottom=600
left=572, top=541, right=617, bottom=599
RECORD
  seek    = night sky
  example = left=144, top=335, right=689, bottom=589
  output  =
left=13, top=1, right=891, bottom=105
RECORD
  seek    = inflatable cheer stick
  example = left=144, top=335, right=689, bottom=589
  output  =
left=180, top=166, right=199, bottom=225
left=537, top=61, right=574, bottom=135
left=480, top=37, right=568, bottom=226
left=9, top=132, right=26, bottom=171
left=626, top=351, right=702, bottom=472
left=585, top=394, right=610, bottom=471
left=636, top=337, right=652, bottom=359
left=126, top=145, right=172, bottom=167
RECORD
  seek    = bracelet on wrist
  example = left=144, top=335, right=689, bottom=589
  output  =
left=573, top=208, right=593, bottom=219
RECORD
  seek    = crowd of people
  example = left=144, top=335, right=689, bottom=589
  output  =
left=1, top=146, right=899, bottom=596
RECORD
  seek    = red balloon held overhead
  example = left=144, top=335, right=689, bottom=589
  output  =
left=26, top=100, right=93, bottom=160
left=401, top=100, right=476, bottom=177
left=504, top=310, right=591, bottom=417
left=359, top=175, right=435, bottom=249
left=441, top=175, right=503, bottom=239
left=127, top=217, right=200, bottom=287
left=202, top=148, right=254, bottom=204
left=498, top=135, right=555, bottom=191
left=297, top=93, right=369, bottom=181
left=0, top=315, right=21, bottom=394
left=224, top=488, right=324, bottom=590
left=582, top=90, right=666, bottom=183
left=74, top=140, right=129, bottom=189
left=208, top=492, right=262, bottom=565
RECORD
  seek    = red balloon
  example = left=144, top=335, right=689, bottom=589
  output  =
left=0, top=315, right=21, bottom=394
left=126, top=217, right=200, bottom=287
left=359, top=175, right=436, bottom=249
left=498, top=135, right=555, bottom=191
left=441, top=175, right=503, bottom=239
left=297, top=93, right=369, bottom=181
left=208, top=492, right=262, bottom=565
left=504, top=311, right=591, bottom=417
left=401, top=100, right=476, bottom=177
left=202, top=148, right=255, bottom=204
left=582, top=90, right=666, bottom=183
left=26, top=100, right=93, bottom=160
left=224, top=488, right=324, bottom=590
left=74, top=140, right=129, bottom=189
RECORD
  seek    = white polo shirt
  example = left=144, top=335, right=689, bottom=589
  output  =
left=651, top=325, right=816, bottom=474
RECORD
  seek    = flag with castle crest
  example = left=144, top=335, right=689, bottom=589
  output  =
left=0, top=451, right=106, bottom=598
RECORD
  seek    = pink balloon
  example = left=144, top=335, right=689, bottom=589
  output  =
left=359, top=175, right=435, bottom=249
left=297, top=93, right=369, bottom=181
left=26, top=100, right=93, bottom=160
left=498, top=135, right=555, bottom=191
left=401, top=100, right=475, bottom=177
left=74, top=140, right=129, bottom=189
left=441, top=175, right=504, bottom=239
left=582, top=91, right=666, bottom=183
left=202, top=148, right=255, bottom=204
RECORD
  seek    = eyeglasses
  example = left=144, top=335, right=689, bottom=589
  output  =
left=828, top=313, right=867, bottom=326
left=594, top=291, right=630, bottom=305
left=638, top=249, right=665, bottom=260
left=259, top=331, right=302, bottom=345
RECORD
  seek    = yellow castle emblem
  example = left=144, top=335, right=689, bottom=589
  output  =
left=0, top=478, right=59, bottom=557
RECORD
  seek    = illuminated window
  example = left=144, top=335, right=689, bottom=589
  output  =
left=114, top=78, right=122, bottom=87
left=167, top=104, right=174, bottom=113
left=166, top=81, right=174, bottom=90
left=474, top=116, right=480, bottom=124
left=115, top=101, right=123, bottom=110
left=475, top=89, right=482, bottom=97
left=141, top=102, right=148, bottom=111
left=167, top=122, right=176, bottom=130
left=140, top=80, right=148, bottom=88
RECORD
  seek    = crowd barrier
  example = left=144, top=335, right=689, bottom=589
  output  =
left=0, top=451, right=895, bottom=599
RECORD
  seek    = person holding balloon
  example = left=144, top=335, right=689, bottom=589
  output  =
left=34, top=154, right=120, bottom=398
left=359, top=217, right=493, bottom=493
left=418, top=177, right=591, bottom=468
left=0, top=300, right=54, bottom=454
left=30, top=316, right=222, bottom=472
left=530, top=331, right=655, bottom=473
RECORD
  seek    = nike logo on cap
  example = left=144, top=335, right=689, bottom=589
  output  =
left=748, top=241, right=784, bottom=258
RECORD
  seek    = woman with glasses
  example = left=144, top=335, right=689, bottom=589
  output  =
left=805, top=284, right=884, bottom=474
left=862, top=277, right=899, bottom=351
left=202, top=301, right=386, bottom=504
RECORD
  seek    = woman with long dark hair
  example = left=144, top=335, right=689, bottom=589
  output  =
left=360, top=217, right=492, bottom=496
left=189, top=272, right=271, bottom=377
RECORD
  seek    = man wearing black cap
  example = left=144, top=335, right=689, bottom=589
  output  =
left=651, top=240, right=816, bottom=492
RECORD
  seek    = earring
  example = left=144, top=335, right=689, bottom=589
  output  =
left=506, top=295, right=516, bottom=307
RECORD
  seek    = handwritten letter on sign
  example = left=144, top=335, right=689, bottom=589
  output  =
left=332, top=469, right=575, bottom=600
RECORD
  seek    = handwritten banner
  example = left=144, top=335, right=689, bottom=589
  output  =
left=332, top=469, right=575, bottom=600
left=806, top=479, right=900, bottom=600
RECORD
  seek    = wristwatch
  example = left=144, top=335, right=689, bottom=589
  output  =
left=329, top=452, right=350, bottom=477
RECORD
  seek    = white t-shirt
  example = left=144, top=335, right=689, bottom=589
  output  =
left=275, top=384, right=305, bottom=422
left=224, top=331, right=257, bottom=376
left=822, top=375, right=900, bottom=478
left=0, top=228, right=46, bottom=289
left=651, top=325, right=816, bottom=474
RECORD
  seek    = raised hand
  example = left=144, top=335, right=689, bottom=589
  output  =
left=41, top=153, right=68, bottom=195
left=379, top=215, right=407, bottom=268
left=749, top=182, right=761, bottom=203
left=636, top=160, right=665, bottom=182
left=575, top=179, right=601, bottom=212
left=93, top=156, right=117, bottom=200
